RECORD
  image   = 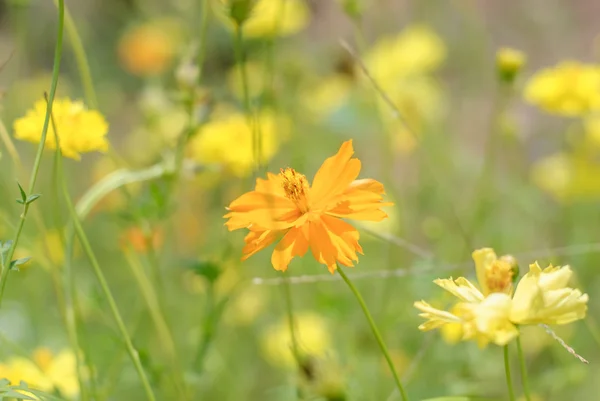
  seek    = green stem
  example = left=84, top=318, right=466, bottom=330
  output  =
left=504, top=345, right=516, bottom=401
left=0, top=0, right=65, bottom=306
left=336, top=267, right=409, bottom=401
left=52, top=0, right=98, bottom=108
left=233, top=23, right=261, bottom=171
left=283, top=276, right=301, bottom=363
left=196, top=0, right=210, bottom=85
left=193, top=283, right=216, bottom=371
left=516, top=336, right=532, bottom=401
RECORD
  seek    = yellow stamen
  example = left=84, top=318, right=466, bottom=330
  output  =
left=485, top=260, right=514, bottom=294
left=279, top=167, right=309, bottom=212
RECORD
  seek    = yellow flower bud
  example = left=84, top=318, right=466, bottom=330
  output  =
left=496, top=47, right=526, bottom=83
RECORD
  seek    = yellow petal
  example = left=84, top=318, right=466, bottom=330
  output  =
left=472, top=248, right=497, bottom=296
left=433, top=277, right=484, bottom=303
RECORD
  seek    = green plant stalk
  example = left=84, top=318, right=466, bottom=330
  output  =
left=504, top=345, right=516, bottom=401
left=283, top=276, right=301, bottom=363
left=62, top=186, right=157, bottom=401
left=196, top=0, right=211, bottom=84
left=516, top=336, right=532, bottom=401
left=52, top=0, right=98, bottom=108
left=233, top=23, right=261, bottom=171
left=124, top=249, right=188, bottom=399
left=54, top=151, right=156, bottom=400
left=0, top=0, right=65, bottom=306
left=337, top=267, right=409, bottom=401
left=193, top=282, right=216, bottom=371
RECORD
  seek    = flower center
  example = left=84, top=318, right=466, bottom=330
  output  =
left=485, top=260, right=514, bottom=294
left=279, top=167, right=309, bottom=212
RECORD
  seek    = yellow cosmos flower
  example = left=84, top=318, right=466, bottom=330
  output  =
left=510, top=262, right=588, bottom=325
left=219, top=0, right=309, bottom=38
left=364, top=25, right=446, bottom=86
left=260, top=313, right=330, bottom=368
left=14, top=98, right=109, bottom=160
left=524, top=61, right=600, bottom=116
left=414, top=248, right=588, bottom=346
left=0, top=348, right=79, bottom=398
left=224, top=140, right=392, bottom=273
left=188, top=108, right=286, bottom=176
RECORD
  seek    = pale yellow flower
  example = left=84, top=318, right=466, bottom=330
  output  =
left=301, top=75, right=354, bottom=120
left=260, top=313, right=330, bottom=367
left=14, top=98, right=109, bottom=160
left=510, top=262, right=588, bottom=325
left=365, top=25, right=446, bottom=86
left=0, top=348, right=79, bottom=398
left=531, top=151, right=600, bottom=202
left=524, top=61, right=600, bottom=116
left=188, top=107, right=287, bottom=176
left=220, top=0, right=309, bottom=38
left=415, top=248, right=588, bottom=347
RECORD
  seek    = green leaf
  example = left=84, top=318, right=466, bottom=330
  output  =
left=16, top=182, right=26, bottom=203
left=10, top=257, right=31, bottom=271
left=0, top=241, right=12, bottom=254
left=26, top=194, right=41, bottom=204
left=188, top=260, right=221, bottom=283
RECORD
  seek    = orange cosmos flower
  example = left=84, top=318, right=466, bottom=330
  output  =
left=224, top=140, right=392, bottom=273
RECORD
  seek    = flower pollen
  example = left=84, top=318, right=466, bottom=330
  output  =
left=279, top=168, right=309, bottom=212
left=485, top=260, right=514, bottom=294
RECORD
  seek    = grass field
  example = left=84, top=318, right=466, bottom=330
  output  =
left=0, top=1, right=599, bottom=400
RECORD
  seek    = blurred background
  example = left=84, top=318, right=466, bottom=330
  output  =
left=0, top=0, right=599, bottom=400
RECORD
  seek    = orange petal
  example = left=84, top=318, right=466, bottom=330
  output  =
left=325, top=178, right=393, bottom=221
left=242, top=228, right=280, bottom=260
left=320, top=215, right=362, bottom=266
left=224, top=191, right=300, bottom=231
left=271, top=227, right=309, bottom=271
left=310, top=140, right=362, bottom=207
left=308, top=217, right=339, bottom=273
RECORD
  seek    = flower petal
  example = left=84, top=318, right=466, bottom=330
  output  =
left=414, top=300, right=462, bottom=331
left=325, top=179, right=393, bottom=221
left=224, top=191, right=300, bottom=231
left=242, top=228, right=280, bottom=261
left=310, top=140, right=362, bottom=208
left=472, top=248, right=497, bottom=296
left=271, top=227, right=309, bottom=271
left=433, top=277, right=485, bottom=303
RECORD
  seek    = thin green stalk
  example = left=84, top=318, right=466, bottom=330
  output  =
left=0, top=0, right=65, bottom=306
left=283, top=276, right=301, bottom=362
left=53, top=149, right=156, bottom=400
left=233, top=24, right=261, bottom=171
left=196, top=0, right=210, bottom=84
left=516, top=336, right=532, bottom=401
left=504, top=345, right=516, bottom=401
left=52, top=0, right=98, bottom=108
left=124, top=249, right=188, bottom=399
left=193, top=283, right=224, bottom=372
left=62, top=186, right=157, bottom=401
left=336, top=267, right=409, bottom=401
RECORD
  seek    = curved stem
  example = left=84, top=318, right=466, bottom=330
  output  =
left=504, top=345, right=516, bottom=401
left=0, top=0, right=64, bottom=306
left=233, top=23, right=261, bottom=172
left=516, top=336, right=532, bottom=401
left=52, top=0, right=98, bottom=108
left=337, top=267, right=409, bottom=401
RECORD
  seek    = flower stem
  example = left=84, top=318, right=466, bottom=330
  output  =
left=516, top=336, right=532, bottom=401
left=504, top=344, right=516, bottom=401
left=0, top=0, right=64, bottom=306
left=233, top=23, right=261, bottom=172
left=336, top=267, right=409, bottom=401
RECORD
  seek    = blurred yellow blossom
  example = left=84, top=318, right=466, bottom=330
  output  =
left=414, top=248, right=588, bottom=347
left=260, top=313, right=330, bottom=367
left=0, top=348, right=79, bottom=398
left=118, top=19, right=180, bottom=76
left=531, top=151, right=600, bottom=202
left=524, top=61, right=600, bottom=116
left=223, top=286, right=267, bottom=326
left=188, top=107, right=287, bottom=176
left=14, top=98, right=109, bottom=160
left=301, top=75, right=354, bottom=120
left=496, top=47, right=526, bottom=82
left=365, top=25, right=446, bottom=86
left=221, top=0, right=310, bottom=38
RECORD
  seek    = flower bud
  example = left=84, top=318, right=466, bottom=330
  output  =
left=227, top=0, right=256, bottom=26
left=496, top=47, right=526, bottom=83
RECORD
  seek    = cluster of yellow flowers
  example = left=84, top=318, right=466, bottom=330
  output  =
left=524, top=61, right=600, bottom=202
left=13, top=98, right=109, bottom=160
left=0, top=348, right=79, bottom=398
left=415, top=248, right=588, bottom=346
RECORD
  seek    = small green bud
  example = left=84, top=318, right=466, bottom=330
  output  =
left=496, top=47, right=526, bottom=84
left=340, top=0, right=363, bottom=20
left=228, top=0, right=256, bottom=26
